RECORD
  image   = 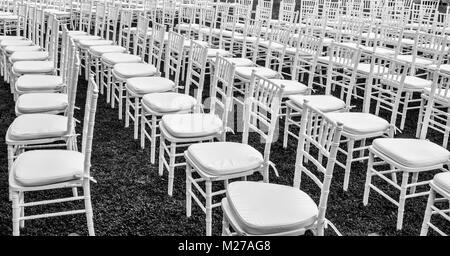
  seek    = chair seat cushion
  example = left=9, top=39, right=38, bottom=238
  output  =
left=359, top=45, right=396, bottom=56
left=235, top=66, right=278, bottom=80
left=162, top=113, right=223, bottom=138
left=89, top=45, right=126, bottom=56
left=233, top=35, right=258, bottom=42
left=16, top=93, right=68, bottom=114
left=13, top=61, right=54, bottom=74
left=258, top=40, right=285, bottom=50
left=0, top=35, right=24, bottom=41
left=10, top=51, right=49, bottom=62
left=396, top=55, right=434, bottom=66
left=226, top=181, right=318, bottom=235
left=372, top=138, right=450, bottom=168
left=356, top=63, right=388, bottom=74
left=142, top=92, right=196, bottom=113
left=126, top=77, right=174, bottom=95
left=433, top=172, right=450, bottom=194
left=16, top=75, right=63, bottom=92
left=325, top=112, right=390, bottom=135
left=183, top=39, right=209, bottom=48
left=186, top=142, right=264, bottom=176
left=207, top=48, right=232, bottom=58
left=113, top=63, right=157, bottom=78
left=78, top=39, right=114, bottom=48
left=70, top=35, right=101, bottom=42
left=13, top=150, right=83, bottom=187
left=1, top=40, right=33, bottom=47
left=400, top=38, right=415, bottom=46
left=101, top=53, right=141, bottom=65
left=210, top=57, right=254, bottom=67
left=4, top=45, right=41, bottom=53
left=288, top=95, right=346, bottom=112
left=404, top=76, right=432, bottom=89
left=267, top=79, right=308, bottom=95
left=7, top=114, right=68, bottom=141
left=66, top=30, right=88, bottom=36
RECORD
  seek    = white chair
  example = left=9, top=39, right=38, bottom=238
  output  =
left=363, top=68, right=450, bottom=230
left=420, top=172, right=450, bottom=236
left=185, top=72, right=284, bottom=235
left=221, top=101, right=343, bottom=236
left=159, top=54, right=235, bottom=196
left=9, top=74, right=99, bottom=236
left=140, top=40, right=208, bottom=163
left=125, top=30, right=182, bottom=140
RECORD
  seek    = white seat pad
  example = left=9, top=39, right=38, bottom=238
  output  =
left=4, top=45, right=41, bottom=53
left=433, top=172, right=450, bottom=194
left=16, top=93, right=68, bottom=114
left=186, top=142, right=264, bottom=176
left=288, top=95, right=346, bottom=112
left=325, top=112, right=390, bottom=135
left=162, top=113, right=223, bottom=138
left=235, top=66, right=278, bottom=80
left=233, top=35, right=258, bottom=43
left=226, top=181, right=318, bottom=235
left=66, top=30, right=88, bottom=36
left=126, top=77, right=174, bottom=95
left=101, top=53, right=141, bottom=65
left=400, top=38, right=415, bottom=45
left=8, top=114, right=68, bottom=141
left=13, top=61, right=54, bottom=74
left=1, top=40, right=33, bottom=47
left=357, top=63, right=388, bottom=74
left=70, top=35, right=101, bottom=42
left=13, top=150, right=83, bottom=187
left=142, top=92, right=196, bottom=113
left=396, top=55, right=434, bottom=66
left=113, top=63, right=157, bottom=78
left=78, top=39, right=114, bottom=48
left=10, top=51, right=48, bottom=62
left=0, top=35, right=24, bottom=41
left=210, top=57, right=254, bottom=67
left=267, top=79, right=308, bottom=95
left=89, top=45, right=126, bottom=56
left=207, top=48, right=232, bottom=58
left=16, top=75, right=63, bottom=91
left=258, top=40, right=285, bottom=50
left=359, top=46, right=396, bottom=56
left=372, top=138, right=450, bottom=168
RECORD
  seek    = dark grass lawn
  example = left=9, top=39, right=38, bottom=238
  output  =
left=0, top=68, right=449, bottom=236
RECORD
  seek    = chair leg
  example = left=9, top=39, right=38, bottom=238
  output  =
left=134, top=98, right=139, bottom=140
left=397, top=171, right=410, bottom=230
left=283, top=106, right=291, bottom=148
left=410, top=172, right=419, bottom=194
left=222, top=214, right=230, bottom=236
left=420, top=188, right=436, bottom=236
left=400, top=93, right=410, bottom=130
left=150, top=115, right=157, bottom=164
left=343, top=139, right=354, bottom=191
left=159, top=135, right=165, bottom=177
left=19, top=192, right=24, bottom=229
left=363, top=152, right=374, bottom=206
left=83, top=182, right=95, bottom=236
left=186, top=162, right=192, bottom=218
left=118, top=83, right=123, bottom=120
left=416, top=98, right=425, bottom=138
left=205, top=180, right=212, bottom=236
left=168, top=142, right=176, bottom=196
left=11, top=191, right=20, bottom=236
left=106, top=69, right=111, bottom=103
left=125, top=92, right=130, bottom=128
left=140, top=113, right=146, bottom=149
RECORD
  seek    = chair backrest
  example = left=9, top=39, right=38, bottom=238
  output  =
left=118, top=9, right=134, bottom=51
left=198, top=6, right=216, bottom=44
left=93, top=2, right=107, bottom=38
left=149, top=22, right=165, bottom=73
left=325, top=42, right=361, bottom=108
left=35, top=8, right=45, bottom=49
left=292, top=33, right=323, bottom=87
left=164, top=31, right=185, bottom=87
left=255, top=0, right=273, bottom=21
left=413, top=32, right=448, bottom=68
left=293, top=101, right=343, bottom=236
left=65, top=38, right=81, bottom=135
left=16, top=3, right=28, bottom=37
left=209, top=55, right=236, bottom=140
left=373, top=23, right=404, bottom=56
left=241, top=18, right=262, bottom=60
left=242, top=72, right=284, bottom=181
left=133, top=15, right=150, bottom=59
left=185, top=41, right=208, bottom=109
left=177, top=4, right=196, bottom=37
left=106, top=4, right=120, bottom=42
left=79, top=1, right=92, bottom=32
left=81, top=74, right=100, bottom=180
left=365, top=53, right=409, bottom=130
left=419, top=70, right=450, bottom=143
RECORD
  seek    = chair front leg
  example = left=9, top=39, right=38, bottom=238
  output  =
left=11, top=191, right=20, bottom=236
left=397, top=171, right=410, bottom=230
left=420, top=188, right=436, bottom=236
